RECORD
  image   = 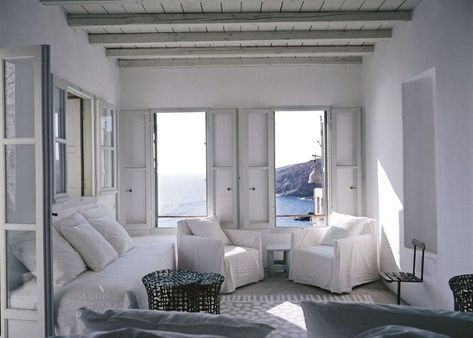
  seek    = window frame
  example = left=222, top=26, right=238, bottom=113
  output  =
left=52, top=75, right=97, bottom=201
left=152, top=110, right=209, bottom=228
left=272, top=107, right=331, bottom=228
left=97, top=100, right=118, bottom=194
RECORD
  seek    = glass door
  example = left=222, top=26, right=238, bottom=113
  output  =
left=0, top=46, right=53, bottom=338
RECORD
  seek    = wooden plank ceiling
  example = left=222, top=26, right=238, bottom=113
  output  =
left=41, top=0, right=421, bottom=67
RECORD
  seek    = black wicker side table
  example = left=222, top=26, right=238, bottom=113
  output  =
left=142, top=269, right=225, bottom=314
left=449, top=274, right=473, bottom=312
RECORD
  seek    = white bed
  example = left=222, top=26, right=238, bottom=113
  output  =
left=10, top=235, right=176, bottom=335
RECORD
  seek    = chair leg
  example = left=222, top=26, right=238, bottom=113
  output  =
left=397, top=282, right=401, bottom=305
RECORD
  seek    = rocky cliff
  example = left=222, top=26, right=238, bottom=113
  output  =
left=275, top=159, right=324, bottom=199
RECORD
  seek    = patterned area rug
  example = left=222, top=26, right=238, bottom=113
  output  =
left=221, top=294, right=374, bottom=338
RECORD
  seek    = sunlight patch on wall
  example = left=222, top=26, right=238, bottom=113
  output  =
left=377, top=160, right=403, bottom=266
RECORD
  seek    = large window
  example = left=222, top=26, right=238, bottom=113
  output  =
left=154, top=112, right=207, bottom=227
left=52, top=78, right=113, bottom=199
left=274, top=110, right=327, bottom=227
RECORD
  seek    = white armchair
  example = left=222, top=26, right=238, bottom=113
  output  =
left=289, top=215, right=379, bottom=293
left=177, top=219, right=264, bottom=293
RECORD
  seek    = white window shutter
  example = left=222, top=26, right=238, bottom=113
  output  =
left=207, top=109, right=238, bottom=228
left=329, top=108, right=362, bottom=216
left=119, top=111, right=153, bottom=229
left=239, top=109, right=275, bottom=229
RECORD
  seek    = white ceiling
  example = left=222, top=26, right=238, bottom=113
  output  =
left=41, top=0, right=422, bottom=67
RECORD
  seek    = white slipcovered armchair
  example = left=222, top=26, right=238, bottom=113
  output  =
left=289, top=213, right=379, bottom=293
left=177, top=218, right=264, bottom=293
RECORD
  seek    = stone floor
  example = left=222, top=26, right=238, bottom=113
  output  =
left=232, top=272, right=400, bottom=305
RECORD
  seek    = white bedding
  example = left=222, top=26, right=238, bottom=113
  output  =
left=53, top=237, right=175, bottom=335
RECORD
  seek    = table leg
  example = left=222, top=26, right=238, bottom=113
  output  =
left=268, top=250, right=274, bottom=277
left=284, top=250, right=290, bottom=273
left=397, top=282, right=401, bottom=305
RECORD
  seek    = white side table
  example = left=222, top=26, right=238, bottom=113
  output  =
left=266, top=243, right=291, bottom=277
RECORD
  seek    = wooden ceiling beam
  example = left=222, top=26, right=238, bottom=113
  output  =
left=106, top=45, right=374, bottom=59
left=118, top=57, right=363, bottom=68
left=89, top=29, right=391, bottom=46
left=68, top=11, right=411, bottom=28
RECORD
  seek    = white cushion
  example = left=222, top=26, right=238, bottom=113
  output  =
left=354, top=325, right=450, bottom=338
left=186, top=217, right=231, bottom=245
left=9, top=229, right=87, bottom=286
left=301, top=302, right=473, bottom=338
left=291, top=246, right=334, bottom=289
left=223, top=246, right=261, bottom=293
left=54, top=212, right=118, bottom=272
left=320, top=226, right=350, bottom=246
left=78, top=308, right=274, bottom=338
left=9, top=231, right=36, bottom=273
left=329, top=212, right=372, bottom=236
left=80, top=206, right=134, bottom=256
left=53, top=327, right=227, bottom=338
left=51, top=227, right=88, bottom=286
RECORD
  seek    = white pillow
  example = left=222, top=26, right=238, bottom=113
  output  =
left=9, top=231, right=36, bottom=273
left=51, top=227, right=88, bottom=286
left=54, top=212, right=118, bottom=272
left=78, top=308, right=274, bottom=338
left=9, top=229, right=87, bottom=286
left=80, top=206, right=134, bottom=256
left=329, top=212, right=372, bottom=236
left=320, top=226, right=350, bottom=246
left=53, top=327, right=227, bottom=338
left=301, top=301, right=473, bottom=338
left=354, top=325, right=450, bottom=338
left=186, top=217, right=231, bottom=245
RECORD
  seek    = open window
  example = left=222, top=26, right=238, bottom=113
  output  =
left=274, top=110, right=327, bottom=227
left=153, top=112, right=207, bottom=228
left=52, top=78, right=96, bottom=200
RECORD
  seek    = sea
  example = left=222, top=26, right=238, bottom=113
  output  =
left=157, top=174, right=315, bottom=228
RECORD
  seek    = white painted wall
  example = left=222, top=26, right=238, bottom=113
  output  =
left=363, top=0, right=473, bottom=309
left=120, top=64, right=362, bottom=109
left=0, top=0, right=119, bottom=104
left=120, top=63, right=362, bottom=251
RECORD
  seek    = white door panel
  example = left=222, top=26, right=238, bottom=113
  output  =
left=124, top=113, right=147, bottom=168
left=248, top=169, right=270, bottom=224
left=334, top=167, right=358, bottom=215
left=330, top=108, right=362, bottom=216
left=248, top=113, right=269, bottom=167
left=211, top=112, right=233, bottom=167
left=0, top=46, right=54, bottom=338
left=239, top=109, right=274, bottom=229
left=335, top=111, right=357, bottom=165
left=207, top=110, right=237, bottom=228
left=125, top=169, right=147, bottom=225
left=120, top=111, right=153, bottom=229
left=214, top=169, right=234, bottom=225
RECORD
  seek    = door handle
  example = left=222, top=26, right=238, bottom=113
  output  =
left=227, top=187, right=232, bottom=191
left=350, top=186, right=357, bottom=190
left=126, top=188, right=133, bottom=192
left=249, top=187, right=256, bottom=191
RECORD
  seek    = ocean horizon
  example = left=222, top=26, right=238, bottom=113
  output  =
left=157, top=174, right=315, bottom=228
